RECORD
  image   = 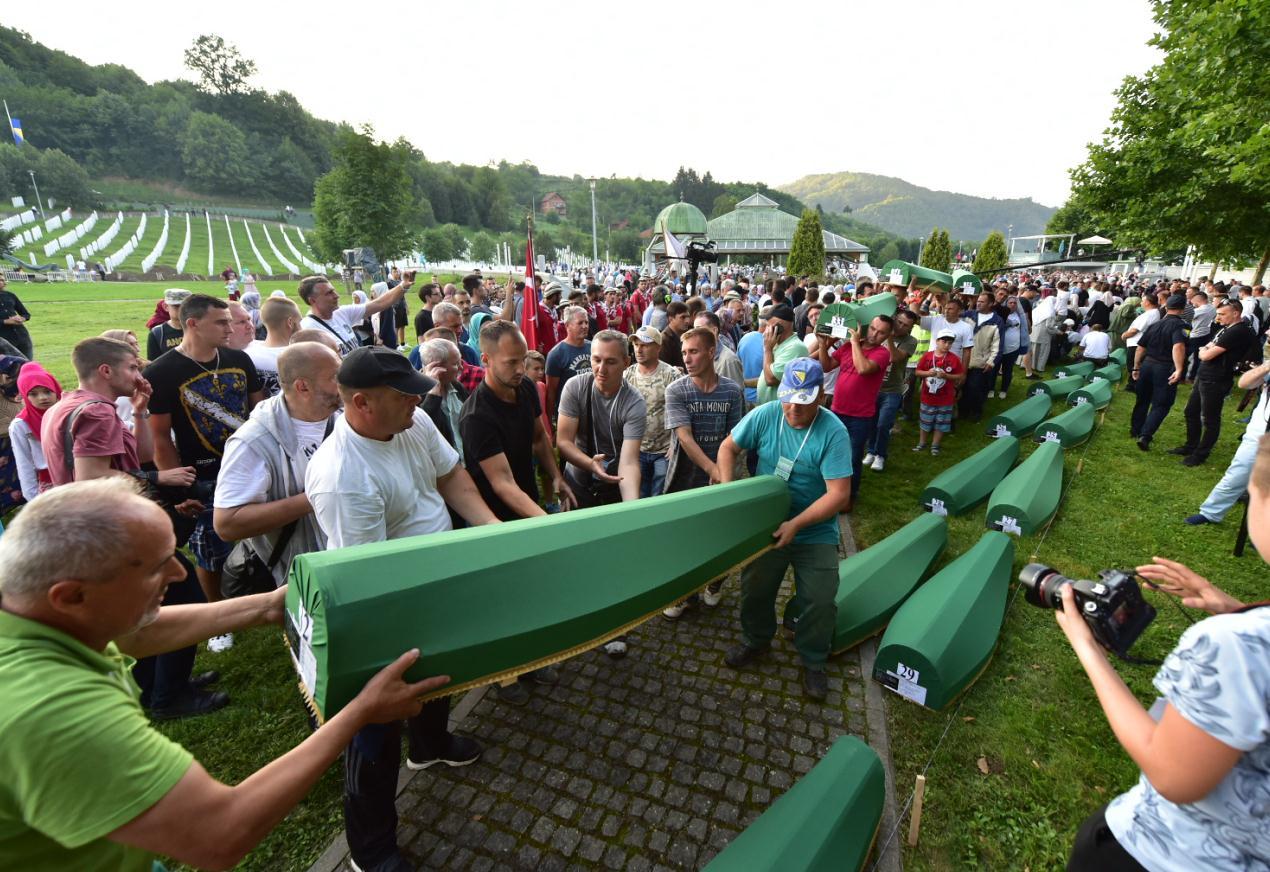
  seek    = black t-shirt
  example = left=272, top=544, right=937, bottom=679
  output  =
left=459, top=379, right=540, bottom=521
left=144, top=347, right=261, bottom=480
left=413, top=308, right=434, bottom=340
left=1139, top=315, right=1188, bottom=364
left=148, top=323, right=183, bottom=361
left=1198, top=321, right=1256, bottom=383
left=0, top=291, right=32, bottom=348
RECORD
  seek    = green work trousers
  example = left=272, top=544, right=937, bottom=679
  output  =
left=740, top=542, right=840, bottom=669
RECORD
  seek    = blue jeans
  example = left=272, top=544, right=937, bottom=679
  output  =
left=1199, top=425, right=1261, bottom=521
left=639, top=451, right=667, bottom=498
left=867, top=392, right=903, bottom=459
left=835, top=412, right=872, bottom=499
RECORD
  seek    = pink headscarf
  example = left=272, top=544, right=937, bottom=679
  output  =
left=15, top=363, right=62, bottom=442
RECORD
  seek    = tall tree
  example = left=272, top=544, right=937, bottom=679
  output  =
left=1067, top=0, right=1269, bottom=281
left=183, top=35, right=258, bottom=96
left=920, top=227, right=952, bottom=272
left=312, top=128, right=416, bottom=264
left=787, top=210, right=826, bottom=277
left=972, top=231, right=1009, bottom=279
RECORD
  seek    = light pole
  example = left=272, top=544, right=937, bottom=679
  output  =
left=27, top=170, right=46, bottom=221
left=588, top=178, right=598, bottom=267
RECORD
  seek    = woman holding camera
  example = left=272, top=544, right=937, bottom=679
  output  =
left=1058, top=438, right=1270, bottom=870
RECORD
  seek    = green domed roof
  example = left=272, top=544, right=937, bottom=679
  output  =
left=653, top=201, right=708, bottom=237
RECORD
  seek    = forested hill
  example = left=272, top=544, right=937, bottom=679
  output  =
left=780, top=171, right=1055, bottom=241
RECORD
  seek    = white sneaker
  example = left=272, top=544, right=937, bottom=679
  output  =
left=662, top=603, right=687, bottom=620
left=207, top=633, right=234, bottom=653
left=702, top=584, right=724, bottom=607
left=603, top=639, right=628, bottom=659
left=862, top=453, right=876, bottom=468
left=871, top=456, right=885, bottom=471
left=999, top=391, right=1008, bottom=399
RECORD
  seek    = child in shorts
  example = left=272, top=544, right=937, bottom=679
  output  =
left=914, top=331, right=965, bottom=456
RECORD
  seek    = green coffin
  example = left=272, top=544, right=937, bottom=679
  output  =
left=1034, top=403, right=1096, bottom=447
left=951, top=269, right=982, bottom=296
left=919, top=437, right=1019, bottom=516
left=1069, top=378, right=1113, bottom=410
left=985, top=393, right=1051, bottom=439
left=1109, top=347, right=1128, bottom=367
left=1027, top=374, right=1085, bottom=401
left=1087, top=364, right=1123, bottom=383
left=832, top=513, right=948, bottom=654
left=1053, top=360, right=1095, bottom=379
left=703, top=735, right=884, bottom=872
left=985, top=441, right=1065, bottom=535
left=873, top=532, right=1015, bottom=710
left=878, top=259, right=953, bottom=293
left=816, top=294, right=899, bottom=337
left=285, top=477, right=790, bottom=720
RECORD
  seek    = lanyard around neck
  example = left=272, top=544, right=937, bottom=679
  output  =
left=779, top=412, right=815, bottom=466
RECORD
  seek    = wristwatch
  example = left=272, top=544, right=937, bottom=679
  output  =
left=136, top=410, right=152, bottom=419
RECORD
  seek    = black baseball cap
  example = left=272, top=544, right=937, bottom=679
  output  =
left=770, top=304, right=796, bottom=323
left=337, top=346, right=436, bottom=395
left=1165, top=293, right=1187, bottom=310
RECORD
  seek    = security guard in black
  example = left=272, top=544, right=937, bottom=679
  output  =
left=1130, top=294, right=1188, bottom=446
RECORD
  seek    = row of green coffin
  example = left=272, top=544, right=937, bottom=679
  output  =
left=990, top=373, right=1117, bottom=441
left=283, top=477, right=791, bottom=720
left=703, top=736, right=884, bottom=872
left=919, top=437, right=1066, bottom=534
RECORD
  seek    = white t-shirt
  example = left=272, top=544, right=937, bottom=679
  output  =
left=1105, top=606, right=1270, bottom=872
left=1079, top=331, right=1112, bottom=360
left=246, top=341, right=285, bottom=397
left=215, top=416, right=330, bottom=509
left=1125, top=309, right=1160, bottom=348
left=300, top=304, right=368, bottom=356
left=306, top=409, right=459, bottom=548
left=921, top=315, right=975, bottom=357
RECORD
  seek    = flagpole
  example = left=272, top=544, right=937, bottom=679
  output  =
left=3, top=100, right=13, bottom=135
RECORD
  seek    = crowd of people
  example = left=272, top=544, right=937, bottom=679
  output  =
left=0, top=262, right=1266, bottom=872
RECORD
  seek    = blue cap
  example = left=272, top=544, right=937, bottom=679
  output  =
left=778, top=358, right=824, bottom=405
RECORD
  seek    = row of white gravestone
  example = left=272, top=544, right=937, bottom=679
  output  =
left=242, top=219, right=272, bottom=276
left=44, top=211, right=98, bottom=258
left=260, top=223, right=299, bottom=274
left=140, top=211, right=171, bottom=273
left=175, top=213, right=193, bottom=273
left=280, top=225, right=323, bottom=273
left=103, top=213, right=148, bottom=273
left=0, top=208, right=37, bottom=233
left=81, top=213, right=124, bottom=260
left=14, top=223, right=44, bottom=246
left=223, top=214, right=242, bottom=277
left=43, top=208, right=72, bottom=233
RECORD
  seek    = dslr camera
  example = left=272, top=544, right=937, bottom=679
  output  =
left=1019, top=563, right=1157, bottom=656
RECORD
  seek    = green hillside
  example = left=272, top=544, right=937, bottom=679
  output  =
left=779, top=171, right=1055, bottom=242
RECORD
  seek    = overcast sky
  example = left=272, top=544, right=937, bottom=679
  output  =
left=6, top=1, right=1161, bottom=207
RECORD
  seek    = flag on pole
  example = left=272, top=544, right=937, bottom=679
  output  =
left=9, top=117, right=23, bottom=146
left=519, top=230, right=539, bottom=352
left=664, top=228, right=687, bottom=259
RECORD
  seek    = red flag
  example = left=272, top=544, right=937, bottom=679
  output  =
left=519, top=230, right=539, bottom=352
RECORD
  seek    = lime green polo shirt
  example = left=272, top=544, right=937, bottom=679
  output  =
left=0, top=610, right=193, bottom=871
left=756, top=335, right=807, bottom=406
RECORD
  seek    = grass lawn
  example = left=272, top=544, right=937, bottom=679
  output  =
left=15, top=287, right=1265, bottom=869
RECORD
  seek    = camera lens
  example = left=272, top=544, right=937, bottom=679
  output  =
left=1019, top=563, right=1070, bottom=609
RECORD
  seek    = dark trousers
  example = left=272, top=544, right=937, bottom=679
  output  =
left=345, top=698, right=452, bottom=866
left=133, top=552, right=203, bottom=709
left=1182, top=377, right=1232, bottom=459
left=1129, top=359, right=1178, bottom=441
left=835, top=412, right=872, bottom=500
left=1185, top=334, right=1208, bottom=380
left=959, top=367, right=992, bottom=421
left=1067, top=805, right=1148, bottom=871
left=993, top=349, right=1020, bottom=395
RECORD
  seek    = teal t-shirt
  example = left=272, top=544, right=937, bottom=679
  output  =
left=731, top=403, right=852, bottom=544
left=0, top=610, right=194, bottom=871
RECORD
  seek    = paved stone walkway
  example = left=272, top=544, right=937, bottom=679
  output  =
left=312, top=519, right=901, bottom=872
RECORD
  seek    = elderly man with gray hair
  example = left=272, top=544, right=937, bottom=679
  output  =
left=419, top=337, right=469, bottom=452
left=0, top=477, right=445, bottom=872
left=430, top=301, right=480, bottom=367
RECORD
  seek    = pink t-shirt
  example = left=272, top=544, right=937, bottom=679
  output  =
left=41, top=389, right=139, bottom=486
left=830, top=343, right=892, bottom=417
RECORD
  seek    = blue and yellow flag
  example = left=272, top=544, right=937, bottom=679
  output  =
left=9, top=117, right=24, bottom=146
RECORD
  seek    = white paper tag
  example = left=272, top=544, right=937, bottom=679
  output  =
left=992, top=423, right=1011, bottom=438
left=1029, top=386, right=1044, bottom=397
left=1074, top=396, right=1088, bottom=405
left=831, top=323, right=849, bottom=339
left=927, top=497, right=948, bottom=516
left=1043, top=430, right=1062, bottom=443
left=289, top=601, right=317, bottom=695
left=998, top=515, right=1023, bottom=535
left=889, top=269, right=903, bottom=284
left=961, top=281, right=975, bottom=293
left=883, top=662, right=928, bottom=705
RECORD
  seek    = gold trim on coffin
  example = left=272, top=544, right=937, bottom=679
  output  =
left=292, top=545, right=773, bottom=725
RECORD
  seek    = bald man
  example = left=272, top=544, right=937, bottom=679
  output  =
left=213, top=342, right=343, bottom=590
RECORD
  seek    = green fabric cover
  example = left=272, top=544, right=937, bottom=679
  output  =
left=985, top=393, right=1051, bottom=439
left=878, top=259, right=953, bottom=293
left=815, top=294, right=899, bottom=336
left=1034, top=403, right=1096, bottom=447
left=1069, top=378, right=1114, bottom=410
left=920, top=437, right=1019, bottom=516
left=285, top=477, right=790, bottom=719
left=873, top=532, right=1015, bottom=710
left=832, top=513, right=947, bottom=654
left=1087, top=364, right=1124, bottom=383
left=1053, top=360, right=1095, bottom=379
left=1027, top=374, right=1085, bottom=401
left=950, top=268, right=982, bottom=296
left=1109, top=347, right=1128, bottom=367
left=703, top=735, right=884, bottom=872
left=985, top=441, right=1065, bottom=535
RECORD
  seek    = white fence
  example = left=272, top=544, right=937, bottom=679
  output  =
left=260, top=224, right=298, bottom=274
left=175, top=213, right=192, bottom=273
left=104, top=213, right=148, bottom=273
left=81, top=212, right=123, bottom=259
left=43, top=210, right=98, bottom=258
left=140, top=211, right=171, bottom=273
left=242, top=219, right=272, bottom=276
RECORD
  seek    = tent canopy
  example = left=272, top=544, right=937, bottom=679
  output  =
left=1078, top=235, right=1112, bottom=245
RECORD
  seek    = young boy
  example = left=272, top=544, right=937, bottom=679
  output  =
left=525, top=350, right=558, bottom=512
left=914, top=330, right=965, bottom=456
left=1079, top=322, right=1111, bottom=367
